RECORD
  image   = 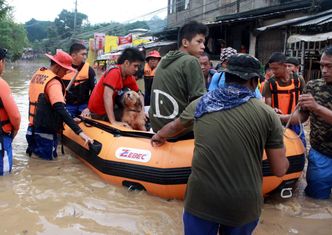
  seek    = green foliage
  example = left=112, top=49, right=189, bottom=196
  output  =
left=25, top=19, right=52, bottom=42
left=0, top=0, right=11, bottom=19
left=0, top=17, right=28, bottom=60
left=0, top=1, right=28, bottom=60
left=54, top=9, right=88, bottom=39
left=20, top=6, right=166, bottom=55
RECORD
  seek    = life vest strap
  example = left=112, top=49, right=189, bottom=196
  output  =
left=270, top=76, right=301, bottom=114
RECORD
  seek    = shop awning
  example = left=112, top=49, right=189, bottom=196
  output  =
left=294, top=14, right=332, bottom=26
left=287, top=32, right=332, bottom=44
left=143, top=40, right=176, bottom=49
left=256, top=9, right=332, bottom=31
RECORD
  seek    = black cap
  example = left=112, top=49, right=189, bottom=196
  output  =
left=222, top=54, right=264, bottom=81
left=0, top=48, right=7, bottom=60
left=286, top=57, right=300, bottom=66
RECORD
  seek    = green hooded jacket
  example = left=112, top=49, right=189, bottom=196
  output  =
left=149, top=50, right=206, bottom=132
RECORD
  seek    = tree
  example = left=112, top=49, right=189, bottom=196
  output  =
left=25, top=19, right=52, bottom=42
left=0, top=0, right=11, bottom=19
left=54, top=9, right=88, bottom=39
left=0, top=17, right=28, bottom=60
left=0, top=0, right=28, bottom=60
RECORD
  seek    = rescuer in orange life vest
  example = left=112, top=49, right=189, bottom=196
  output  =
left=143, top=50, right=161, bottom=106
left=26, top=50, right=93, bottom=160
left=0, top=48, right=21, bottom=175
left=262, top=52, right=306, bottom=147
left=62, top=43, right=96, bottom=117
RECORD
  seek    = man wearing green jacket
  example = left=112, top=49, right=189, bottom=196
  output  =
left=149, top=21, right=208, bottom=132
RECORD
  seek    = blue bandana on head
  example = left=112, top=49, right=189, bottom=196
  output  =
left=195, top=84, right=256, bottom=118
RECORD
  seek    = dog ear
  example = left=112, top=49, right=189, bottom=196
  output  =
left=136, top=95, right=143, bottom=110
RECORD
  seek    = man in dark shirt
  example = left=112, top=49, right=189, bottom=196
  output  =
left=62, top=43, right=96, bottom=117
left=281, top=47, right=332, bottom=199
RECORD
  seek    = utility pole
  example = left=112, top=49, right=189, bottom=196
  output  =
left=73, top=0, right=78, bottom=38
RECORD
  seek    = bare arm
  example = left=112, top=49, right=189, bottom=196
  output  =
left=279, top=109, right=309, bottom=125
left=265, top=97, right=272, bottom=106
left=299, top=93, right=332, bottom=125
left=104, top=86, right=130, bottom=128
left=266, top=147, right=289, bottom=177
left=104, top=86, right=116, bottom=123
left=151, top=118, right=186, bottom=147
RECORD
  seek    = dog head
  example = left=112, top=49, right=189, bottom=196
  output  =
left=121, top=90, right=142, bottom=110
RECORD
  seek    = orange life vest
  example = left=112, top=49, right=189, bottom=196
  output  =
left=269, top=75, right=300, bottom=114
left=144, top=63, right=156, bottom=79
left=62, top=62, right=89, bottom=84
left=0, top=98, right=12, bottom=134
left=62, top=62, right=90, bottom=104
left=29, top=68, right=65, bottom=129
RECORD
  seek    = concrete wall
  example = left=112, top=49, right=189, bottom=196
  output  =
left=167, top=0, right=291, bottom=28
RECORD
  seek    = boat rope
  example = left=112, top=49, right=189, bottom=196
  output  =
left=283, top=103, right=303, bottom=140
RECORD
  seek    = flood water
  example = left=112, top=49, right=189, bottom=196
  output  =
left=0, top=60, right=331, bottom=234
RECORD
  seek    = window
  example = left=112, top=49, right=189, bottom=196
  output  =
left=169, top=0, right=175, bottom=14
left=169, top=0, right=190, bottom=14
left=176, top=0, right=190, bottom=12
left=185, top=0, right=190, bottom=9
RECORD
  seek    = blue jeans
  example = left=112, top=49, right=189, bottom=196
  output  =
left=305, top=148, right=332, bottom=199
left=65, top=103, right=88, bottom=117
left=183, top=210, right=259, bottom=235
left=0, top=135, right=13, bottom=175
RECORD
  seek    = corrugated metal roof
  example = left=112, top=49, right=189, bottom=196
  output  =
left=294, top=14, right=332, bottom=26
left=256, top=8, right=332, bottom=31
left=288, top=32, right=332, bottom=43
left=319, top=17, right=332, bottom=25
left=143, top=40, right=176, bottom=49
left=216, top=0, right=312, bottom=22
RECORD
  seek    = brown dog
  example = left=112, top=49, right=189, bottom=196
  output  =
left=121, top=90, right=146, bottom=131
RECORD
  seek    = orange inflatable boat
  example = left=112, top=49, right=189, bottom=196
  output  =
left=62, top=117, right=305, bottom=200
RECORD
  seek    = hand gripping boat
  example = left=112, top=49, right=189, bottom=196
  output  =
left=62, top=117, right=305, bottom=200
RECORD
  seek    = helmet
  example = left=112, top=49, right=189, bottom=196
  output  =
left=145, top=50, right=161, bottom=61
left=45, top=50, right=75, bottom=71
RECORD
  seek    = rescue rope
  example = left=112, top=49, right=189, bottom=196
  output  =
left=283, top=103, right=303, bottom=140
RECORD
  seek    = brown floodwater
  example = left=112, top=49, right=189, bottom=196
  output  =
left=0, top=60, right=331, bottom=234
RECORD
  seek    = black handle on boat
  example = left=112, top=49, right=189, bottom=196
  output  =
left=88, top=139, right=102, bottom=155
left=77, top=116, right=191, bottom=142
left=78, top=116, right=155, bottom=139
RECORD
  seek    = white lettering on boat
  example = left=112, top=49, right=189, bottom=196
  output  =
left=115, top=147, right=151, bottom=163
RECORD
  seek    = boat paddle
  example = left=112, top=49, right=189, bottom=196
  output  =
left=65, top=70, right=79, bottom=92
